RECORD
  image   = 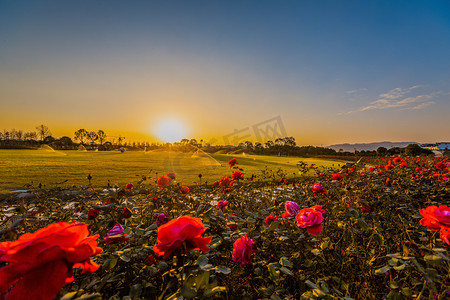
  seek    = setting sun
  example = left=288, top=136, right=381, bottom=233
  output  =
left=153, top=118, right=189, bottom=143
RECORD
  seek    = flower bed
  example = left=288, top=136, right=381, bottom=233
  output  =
left=1, top=157, right=449, bottom=299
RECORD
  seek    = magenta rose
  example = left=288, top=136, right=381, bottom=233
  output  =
left=232, top=234, right=255, bottom=267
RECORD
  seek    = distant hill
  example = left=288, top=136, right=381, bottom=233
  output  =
left=326, top=142, right=419, bottom=152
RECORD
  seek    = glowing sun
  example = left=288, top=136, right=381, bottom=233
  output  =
left=153, top=118, right=188, bottom=143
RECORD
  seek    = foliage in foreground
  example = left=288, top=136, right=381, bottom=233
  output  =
left=1, top=156, right=450, bottom=299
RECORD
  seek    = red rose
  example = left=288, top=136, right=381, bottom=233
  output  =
left=331, top=173, right=343, bottom=181
left=122, top=207, right=133, bottom=219
left=282, top=211, right=292, bottom=219
left=232, top=234, right=255, bottom=267
left=228, top=158, right=238, bottom=168
left=144, top=254, right=155, bottom=266
left=440, top=227, right=450, bottom=245
left=227, top=223, right=238, bottom=231
left=220, top=176, right=231, bottom=187
left=0, top=222, right=102, bottom=300
left=217, top=200, right=229, bottom=210
left=420, top=205, right=450, bottom=231
left=231, top=170, right=244, bottom=181
left=311, top=183, right=325, bottom=195
left=265, top=214, right=278, bottom=227
left=157, top=175, right=172, bottom=189
left=385, top=161, right=394, bottom=171
left=153, top=216, right=212, bottom=259
left=180, top=186, right=189, bottom=194
left=88, top=208, right=100, bottom=220
left=295, top=206, right=324, bottom=235
left=436, top=161, right=447, bottom=170
left=126, top=183, right=133, bottom=191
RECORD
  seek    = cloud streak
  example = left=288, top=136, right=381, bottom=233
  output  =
left=345, top=85, right=436, bottom=114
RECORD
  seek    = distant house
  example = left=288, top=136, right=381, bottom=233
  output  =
left=437, top=143, right=450, bottom=151
left=421, top=144, right=439, bottom=150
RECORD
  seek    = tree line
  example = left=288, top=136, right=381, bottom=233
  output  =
left=0, top=126, right=436, bottom=157
left=0, top=125, right=129, bottom=150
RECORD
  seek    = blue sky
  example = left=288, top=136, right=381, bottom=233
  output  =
left=1, top=0, right=449, bottom=145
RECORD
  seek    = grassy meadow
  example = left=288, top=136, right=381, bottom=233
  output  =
left=0, top=149, right=343, bottom=192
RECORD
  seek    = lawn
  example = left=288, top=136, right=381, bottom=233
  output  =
left=0, top=149, right=343, bottom=191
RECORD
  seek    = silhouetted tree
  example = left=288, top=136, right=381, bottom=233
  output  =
left=36, top=125, right=51, bottom=142
left=43, top=136, right=56, bottom=144
left=59, top=136, right=73, bottom=147
left=97, top=130, right=107, bottom=145
left=74, top=129, right=88, bottom=145
left=87, top=131, right=98, bottom=146
left=377, top=147, right=388, bottom=156
left=117, top=136, right=125, bottom=146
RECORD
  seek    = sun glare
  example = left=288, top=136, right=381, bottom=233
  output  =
left=154, top=118, right=188, bottom=143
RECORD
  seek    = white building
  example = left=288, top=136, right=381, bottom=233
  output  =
left=437, top=143, right=450, bottom=151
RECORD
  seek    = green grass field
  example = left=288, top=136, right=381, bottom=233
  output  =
left=0, top=149, right=343, bottom=192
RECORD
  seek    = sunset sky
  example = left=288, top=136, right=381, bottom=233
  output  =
left=1, top=1, right=449, bottom=145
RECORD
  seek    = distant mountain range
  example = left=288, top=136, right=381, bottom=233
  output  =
left=325, top=142, right=419, bottom=152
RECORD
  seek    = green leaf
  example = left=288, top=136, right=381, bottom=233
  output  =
left=371, top=232, right=384, bottom=246
left=311, top=249, right=321, bottom=256
left=305, top=280, right=320, bottom=290
left=203, top=286, right=226, bottom=297
left=215, top=266, right=231, bottom=274
left=389, top=281, right=399, bottom=289
left=157, top=261, right=169, bottom=270
left=196, top=270, right=210, bottom=290
left=270, top=294, right=282, bottom=300
left=357, top=218, right=371, bottom=231
left=181, top=286, right=197, bottom=299
left=268, top=221, right=279, bottom=232
left=210, top=238, right=222, bottom=249
left=102, top=258, right=117, bottom=270
left=268, top=263, right=280, bottom=284
left=61, top=291, right=78, bottom=300
left=424, top=254, right=442, bottom=265
left=401, top=287, right=412, bottom=297
left=280, top=267, right=294, bottom=276
left=279, top=257, right=293, bottom=268
left=393, top=264, right=406, bottom=271
left=129, top=284, right=142, bottom=300
left=200, top=264, right=215, bottom=271
left=120, top=255, right=130, bottom=262
left=73, top=294, right=102, bottom=300
left=374, top=265, right=391, bottom=275
left=196, top=255, right=209, bottom=267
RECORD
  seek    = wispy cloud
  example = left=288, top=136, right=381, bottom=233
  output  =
left=379, top=85, right=423, bottom=99
left=346, top=88, right=368, bottom=94
left=345, top=85, right=436, bottom=114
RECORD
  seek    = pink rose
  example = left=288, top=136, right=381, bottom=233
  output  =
left=232, top=234, right=255, bottom=267
left=295, top=206, right=324, bottom=235
left=285, top=201, right=299, bottom=217
left=311, top=183, right=325, bottom=195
